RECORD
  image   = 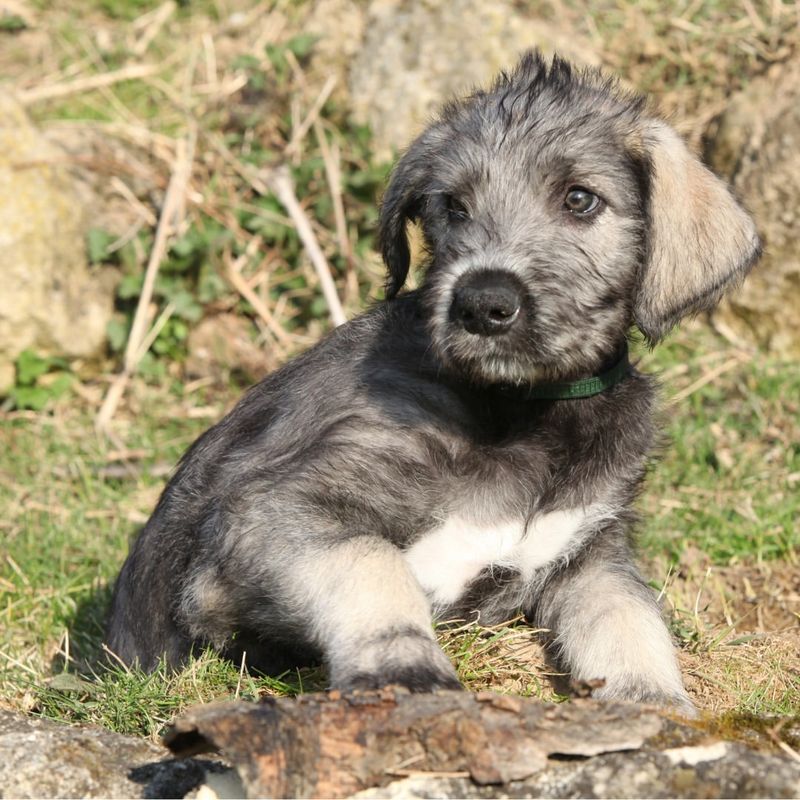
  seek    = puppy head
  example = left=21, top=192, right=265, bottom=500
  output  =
left=379, top=52, right=760, bottom=385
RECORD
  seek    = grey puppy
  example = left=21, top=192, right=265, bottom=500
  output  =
left=107, top=52, right=760, bottom=712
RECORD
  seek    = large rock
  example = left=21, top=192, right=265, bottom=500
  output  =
left=0, top=95, right=115, bottom=393
left=0, top=709, right=232, bottom=799
left=706, top=61, right=800, bottom=356
left=353, top=744, right=800, bottom=798
left=307, top=0, right=601, bottom=159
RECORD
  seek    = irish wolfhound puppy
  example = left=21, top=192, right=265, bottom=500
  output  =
left=107, top=52, right=759, bottom=713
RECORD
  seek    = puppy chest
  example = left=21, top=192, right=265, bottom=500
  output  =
left=403, top=506, right=608, bottom=608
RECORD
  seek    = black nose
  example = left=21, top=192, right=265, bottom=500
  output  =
left=450, top=271, right=523, bottom=336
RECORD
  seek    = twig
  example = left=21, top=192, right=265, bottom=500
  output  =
left=5, top=555, right=30, bottom=586
left=104, top=218, right=145, bottom=258
left=59, top=628, right=72, bottom=668
left=766, top=720, right=800, bottom=764
left=45, top=119, right=177, bottom=163
left=708, top=314, right=757, bottom=353
left=209, top=135, right=346, bottom=326
left=0, top=649, right=37, bottom=677
left=671, top=355, right=747, bottom=403
left=315, top=129, right=349, bottom=257
left=210, top=133, right=270, bottom=193
left=131, top=1, right=176, bottom=57
left=741, top=0, right=767, bottom=32
left=18, top=63, right=161, bottom=104
left=96, top=131, right=195, bottom=433
left=134, top=301, right=176, bottom=364
left=285, top=75, right=338, bottom=157
left=775, top=740, right=800, bottom=764
left=201, top=32, right=219, bottom=92
left=235, top=651, right=247, bottom=700
left=191, top=74, right=248, bottom=98
left=225, top=239, right=292, bottom=351
left=264, top=166, right=346, bottom=326
left=125, top=133, right=193, bottom=369
left=316, top=124, right=357, bottom=301
left=100, top=643, right=131, bottom=674
left=109, top=176, right=158, bottom=226
left=285, top=52, right=356, bottom=301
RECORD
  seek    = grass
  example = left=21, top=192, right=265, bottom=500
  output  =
left=2, top=325, right=798, bottom=737
left=0, top=0, right=798, bottom=749
left=33, top=653, right=325, bottom=740
left=638, top=325, right=800, bottom=566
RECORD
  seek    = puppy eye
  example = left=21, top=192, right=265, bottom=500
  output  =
left=444, top=194, right=470, bottom=221
left=564, top=187, right=602, bottom=215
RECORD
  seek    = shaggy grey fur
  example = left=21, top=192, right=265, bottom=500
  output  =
left=106, top=53, right=760, bottom=712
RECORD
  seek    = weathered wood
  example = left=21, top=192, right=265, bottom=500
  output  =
left=163, top=689, right=664, bottom=798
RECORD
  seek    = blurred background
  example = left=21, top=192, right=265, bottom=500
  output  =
left=0, top=0, right=798, bottom=735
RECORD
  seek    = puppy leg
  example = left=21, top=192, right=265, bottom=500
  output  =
left=534, top=558, right=694, bottom=715
left=293, top=536, right=461, bottom=692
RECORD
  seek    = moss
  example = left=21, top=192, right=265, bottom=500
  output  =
left=647, top=711, right=800, bottom=755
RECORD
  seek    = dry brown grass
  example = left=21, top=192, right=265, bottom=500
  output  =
left=665, top=556, right=800, bottom=715
left=565, top=0, right=800, bottom=143
left=432, top=559, right=800, bottom=718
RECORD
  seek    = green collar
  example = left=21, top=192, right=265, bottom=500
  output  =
left=526, top=345, right=630, bottom=400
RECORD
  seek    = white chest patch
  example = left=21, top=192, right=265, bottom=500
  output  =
left=404, top=504, right=614, bottom=608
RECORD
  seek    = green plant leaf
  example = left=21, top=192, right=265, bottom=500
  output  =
left=16, top=350, right=51, bottom=386
left=285, top=34, right=317, bottom=59
left=117, top=273, right=144, bottom=300
left=107, top=318, right=130, bottom=352
left=9, top=385, right=51, bottom=411
left=169, top=289, right=203, bottom=322
left=0, top=13, right=27, bottom=32
left=48, top=673, right=100, bottom=695
left=87, top=228, right=116, bottom=264
left=169, top=233, right=199, bottom=259
left=310, top=295, right=328, bottom=319
left=47, top=373, right=73, bottom=400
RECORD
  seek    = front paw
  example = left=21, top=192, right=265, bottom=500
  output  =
left=338, top=663, right=463, bottom=693
left=330, top=631, right=461, bottom=693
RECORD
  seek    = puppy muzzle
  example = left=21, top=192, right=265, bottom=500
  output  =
left=449, top=270, right=525, bottom=336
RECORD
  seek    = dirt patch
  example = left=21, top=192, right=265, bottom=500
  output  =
left=665, top=552, right=800, bottom=634
left=445, top=558, right=800, bottom=716
left=679, top=631, right=800, bottom=715
left=659, top=554, right=800, bottom=714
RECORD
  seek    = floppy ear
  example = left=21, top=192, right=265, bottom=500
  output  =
left=634, top=121, right=761, bottom=342
left=379, top=137, right=433, bottom=299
